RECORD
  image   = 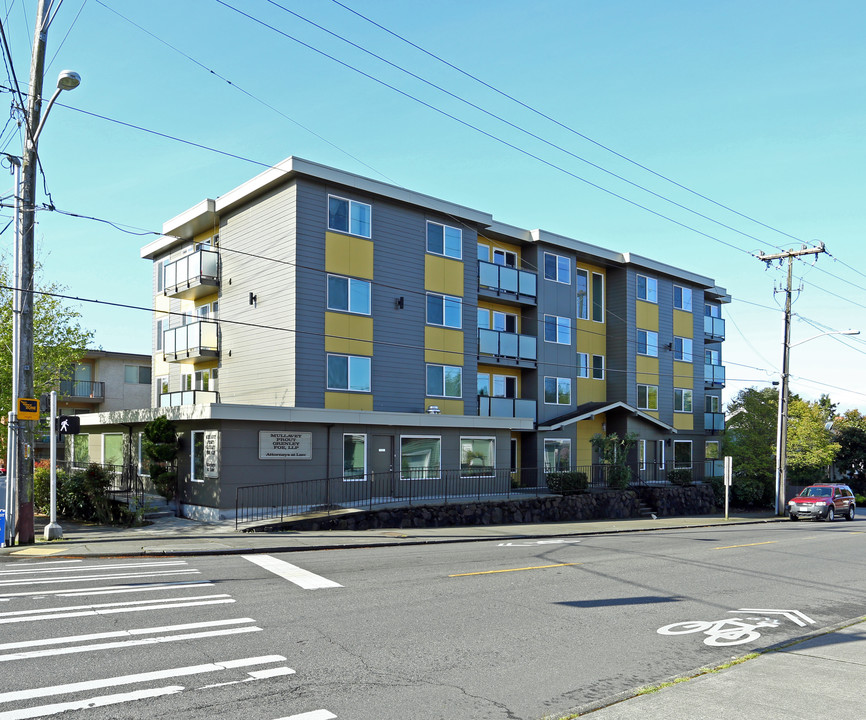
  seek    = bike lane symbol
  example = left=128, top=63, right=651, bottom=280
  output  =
left=657, top=609, right=816, bottom=646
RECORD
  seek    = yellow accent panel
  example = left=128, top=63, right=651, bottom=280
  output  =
left=193, top=359, right=220, bottom=371
left=425, top=327, right=464, bottom=364
left=673, top=361, right=694, bottom=388
left=325, top=392, right=373, bottom=411
left=576, top=416, right=605, bottom=465
left=636, top=301, right=659, bottom=331
left=576, top=260, right=606, bottom=275
left=636, top=356, right=659, bottom=385
left=425, top=398, right=463, bottom=415
left=325, top=232, right=374, bottom=279
left=577, top=378, right=606, bottom=403
left=325, top=312, right=373, bottom=355
left=643, top=410, right=660, bottom=420
left=425, top=254, right=464, bottom=296
left=673, top=309, right=693, bottom=338
left=576, top=325, right=606, bottom=355
left=673, top=413, right=694, bottom=431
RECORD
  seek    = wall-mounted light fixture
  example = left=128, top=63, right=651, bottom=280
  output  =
left=427, top=405, right=440, bottom=414
left=395, top=296, right=404, bottom=309
left=249, top=292, right=257, bottom=307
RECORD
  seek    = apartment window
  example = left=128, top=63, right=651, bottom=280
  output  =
left=191, top=430, right=206, bottom=482
left=400, top=436, right=441, bottom=480
left=492, top=374, right=516, bottom=398
left=72, top=433, right=89, bottom=465
left=155, top=375, right=168, bottom=395
left=674, top=440, right=692, bottom=469
left=543, top=252, right=570, bottom=284
left=477, top=309, right=490, bottom=329
left=544, top=439, right=571, bottom=471
left=327, top=354, right=371, bottom=392
left=477, top=373, right=491, bottom=396
left=544, top=315, right=571, bottom=344
left=195, top=369, right=217, bottom=391
left=327, top=275, right=371, bottom=314
left=156, top=258, right=169, bottom=292
left=156, top=319, right=163, bottom=351
left=576, top=268, right=589, bottom=320
left=427, top=221, right=462, bottom=259
left=637, top=274, right=658, bottom=303
left=343, top=434, right=366, bottom=480
left=328, top=195, right=371, bottom=238
left=706, top=395, right=721, bottom=413
left=197, top=304, right=209, bottom=320
left=576, top=352, right=589, bottom=378
left=658, top=439, right=666, bottom=469
left=461, top=437, right=494, bottom=476
left=592, top=355, right=605, bottom=380
left=705, top=304, right=721, bottom=318
left=492, top=311, right=517, bottom=333
left=637, top=329, right=659, bottom=357
left=426, top=293, right=462, bottom=328
left=674, top=388, right=693, bottom=413
left=674, top=286, right=692, bottom=312
left=674, top=337, right=693, bottom=362
left=638, top=439, right=647, bottom=470
left=477, top=243, right=490, bottom=261
left=492, top=249, right=516, bottom=267
left=592, top=273, right=604, bottom=322
left=637, top=384, right=658, bottom=411
left=181, top=370, right=193, bottom=391
left=706, top=440, right=720, bottom=460
left=210, top=301, right=219, bottom=317
left=706, top=348, right=720, bottom=366
left=544, top=376, right=572, bottom=405
left=103, top=433, right=123, bottom=466
left=426, top=364, right=462, bottom=398
left=124, top=365, right=152, bottom=384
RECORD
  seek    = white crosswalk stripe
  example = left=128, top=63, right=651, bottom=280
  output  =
left=242, top=554, right=342, bottom=589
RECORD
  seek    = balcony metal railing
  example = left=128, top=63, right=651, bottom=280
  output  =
left=478, top=328, right=537, bottom=362
left=704, top=316, right=725, bottom=339
left=704, top=363, right=725, bottom=387
left=477, top=395, right=537, bottom=420
left=163, top=248, right=219, bottom=299
left=59, top=379, right=105, bottom=400
left=163, top=321, right=219, bottom=361
left=159, top=390, right=220, bottom=407
left=478, top=260, right=537, bottom=300
left=704, top=411, right=725, bottom=431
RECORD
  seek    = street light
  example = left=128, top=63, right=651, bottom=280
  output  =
left=7, top=67, right=81, bottom=546
left=774, top=328, right=860, bottom=516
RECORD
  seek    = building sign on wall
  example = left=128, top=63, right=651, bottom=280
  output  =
left=259, top=431, right=313, bottom=460
left=204, top=431, right=220, bottom=478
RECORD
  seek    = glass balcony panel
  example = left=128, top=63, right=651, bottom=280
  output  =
left=200, top=249, right=219, bottom=278
left=518, top=334, right=537, bottom=360
left=478, top=328, right=499, bottom=355
left=499, top=267, right=518, bottom=294
left=499, top=332, right=518, bottom=357
left=704, top=316, right=725, bottom=338
left=518, top=270, right=537, bottom=297
left=164, top=262, right=176, bottom=288
left=479, top=261, right=499, bottom=289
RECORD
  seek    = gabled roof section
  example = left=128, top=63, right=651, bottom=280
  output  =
left=538, top=401, right=677, bottom=432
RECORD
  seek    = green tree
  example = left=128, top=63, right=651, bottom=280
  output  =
left=0, top=261, right=93, bottom=454
left=590, top=431, right=638, bottom=488
left=833, top=409, right=866, bottom=492
left=142, top=416, right=179, bottom=503
left=723, top=387, right=777, bottom=505
left=787, top=397, right=840, bottom=483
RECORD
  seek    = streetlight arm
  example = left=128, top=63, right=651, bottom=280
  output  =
left=31, top=87, right=61, bottom=146
left=789, top=330, right=859, bottom=348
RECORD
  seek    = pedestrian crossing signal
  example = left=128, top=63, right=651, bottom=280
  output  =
left=56, top=415, right=81, bottom=435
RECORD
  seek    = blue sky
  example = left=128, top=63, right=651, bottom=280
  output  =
left=2, top=0, right=865, bottom=411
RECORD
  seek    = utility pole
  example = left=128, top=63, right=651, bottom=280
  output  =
left=758, top=242, right=826, bottom=516
left=14, top=0, right=50, bottom=544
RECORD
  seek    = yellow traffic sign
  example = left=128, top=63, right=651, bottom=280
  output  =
left=17, top=398, right=40, bottom=420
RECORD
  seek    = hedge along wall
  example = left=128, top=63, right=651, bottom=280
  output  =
left=252, top=485, right=718, bottom=533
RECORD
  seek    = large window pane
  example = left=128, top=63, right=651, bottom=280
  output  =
left=348, top=356, right=371, bottom=392
left=104, top=434, right=123, bottom=466
left=328, top=196, right=348, bottom=233
left=327, top=355, right=348, bottom=389
left=592, top=273, right=604, bottom=322
left=576, top=269, right=588, bottom=320
left=401, top=437, right=441, bottom=479
left=350, top=202, right=371, bottom=237
left=544, top=439, right=571, bottom=471
left=461, top=437, right=494, bottom=476
left=343, top=434, right=366, bottom=480
left=327, top=275, right=348, bottom=310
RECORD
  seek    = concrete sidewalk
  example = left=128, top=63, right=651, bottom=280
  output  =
left=2, top=511, right=863, bottom=720
left=1, top=511, right=781, bottom=558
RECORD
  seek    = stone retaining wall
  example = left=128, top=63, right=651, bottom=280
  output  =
left=255, top=484, right=718, bottom=532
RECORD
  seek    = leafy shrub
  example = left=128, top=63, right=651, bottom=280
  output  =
left=142, top=416, right=178, bottom=501
left=546, top=471, right=588, bottom=495
left=732, top=475, right=772, bottom=508
left=668, top=469, right=693, bottom=486
left=607, top=465, right=631, bottom=489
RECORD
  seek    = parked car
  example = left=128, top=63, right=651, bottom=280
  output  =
left=788, top=484, right=856, bottom=521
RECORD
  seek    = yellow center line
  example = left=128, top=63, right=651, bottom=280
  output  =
left=714, top=541, right=778, bottom=550
left=449, top=563, right=581, bottom=577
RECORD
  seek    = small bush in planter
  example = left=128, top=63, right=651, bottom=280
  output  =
left=668, top=468, right=693, bottom=486
left=546, top=471, right=588, bottom=495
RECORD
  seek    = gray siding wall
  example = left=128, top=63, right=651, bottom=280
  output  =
left=605, top=267, right=631, bottom=404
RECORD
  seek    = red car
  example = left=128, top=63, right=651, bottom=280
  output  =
left=788, top=484, right=856, bottom=521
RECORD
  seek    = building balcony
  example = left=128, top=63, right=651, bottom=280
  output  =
left=477, top=395, right=537, bottom=421
left=58, top=380, right=105, bottom=403
left=162, top=248, right=219, bottom=300
left=704, top=411, right=725, bottom=432
left=163, top=321, right=220, bottom=363
left=478, top=328, right=537, bottom=366
left=478, top=260, right=537, bottom=305
left=704, top=316, right=725, bottom=340
left=159, top=390, right=219, bottom=407
left=704, top=363, right=725, bottom=388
